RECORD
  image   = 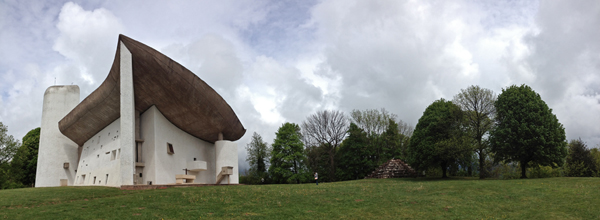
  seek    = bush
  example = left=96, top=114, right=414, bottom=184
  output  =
left=565, top=139, right=597, bottom=177
left=489, top=162, right=520, bottom=180
left=528, top=165, right=562, bottom=178
left=425, top=166, right=442, bottom=177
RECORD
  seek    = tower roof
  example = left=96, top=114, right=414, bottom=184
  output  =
left=58, top=35, right=246, bottom=145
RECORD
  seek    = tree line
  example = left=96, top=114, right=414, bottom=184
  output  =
left=243, top=84, right=600, bottom=184
left=0, top=84, right=598, bottom=189
left=0, top=123, right=39, bottom=189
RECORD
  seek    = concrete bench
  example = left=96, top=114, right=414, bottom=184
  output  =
left=216, top=166, right=233, bottom=184
left=175, top=174, right=196, bottom=184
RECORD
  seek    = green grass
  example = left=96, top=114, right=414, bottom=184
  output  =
left=1, top=178, right=599, bottom=219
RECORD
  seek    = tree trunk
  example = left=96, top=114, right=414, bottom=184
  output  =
left=520, top=161, right=527, bottom=179
left=329, top=150, right=336, bottom=182
left=441, top=162, right=448, bottom=178
left=468, top=165, right=472, bottom=176
left=479, top=151, right=485, bottom=179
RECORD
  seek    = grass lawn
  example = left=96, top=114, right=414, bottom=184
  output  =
left=1, top=177, right=599, bottom=219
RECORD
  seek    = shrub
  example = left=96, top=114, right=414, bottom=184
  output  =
left=489, top=162, right=520, bottom=180
left=528, top=165, right=562, bottom=178
left=565, top=139, right=597, bottom=177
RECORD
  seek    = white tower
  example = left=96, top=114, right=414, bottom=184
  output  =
left=35, top=85, right=80, bottom=187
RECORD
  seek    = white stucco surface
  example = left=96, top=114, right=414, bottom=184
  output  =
left=74, top=118, right=121, bottom=186
left=119, top=42, right=135, bottom=185
left=215, top=140, right=239, bottom=184
left=140, top=106, right=216, bottom=184
left=35, top=85, right=80, bottom=187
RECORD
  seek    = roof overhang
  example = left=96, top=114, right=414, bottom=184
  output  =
left=58, top=34, right=246, bottom=145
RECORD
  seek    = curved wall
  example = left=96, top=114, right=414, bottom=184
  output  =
left=215, top=140, right=239, bottom=184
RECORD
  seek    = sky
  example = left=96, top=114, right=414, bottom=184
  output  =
left=1, top=0, right=599, bottom=170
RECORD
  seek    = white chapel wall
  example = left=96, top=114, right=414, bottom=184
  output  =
left=74, top=118, right=121, bottom=187
left=140, top=106, right=216, bottom=184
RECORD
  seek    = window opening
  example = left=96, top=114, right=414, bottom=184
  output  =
left=93, top=176, right=96, bottom=184
left=111, top=150, right=116, bottom=161
left=167, top=143, right=174, bottom=155
left=106, top=174, right=109, bottom=185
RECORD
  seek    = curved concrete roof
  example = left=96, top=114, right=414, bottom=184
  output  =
left=59, top=35, right=245, bottom=145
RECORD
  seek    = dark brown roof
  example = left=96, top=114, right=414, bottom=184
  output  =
left=58, top=34, right=245, bottom=145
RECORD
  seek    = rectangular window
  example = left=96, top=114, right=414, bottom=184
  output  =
left=167, top=143, right=174, bottom=155
left=111, top=150, right=116, bottom=161
left=81, top=175, right=86, bottom=184
left=93, top=176, right=96, bottom=184
left=106, top=174, right=109, bottom=185
left=117, top=149, right=121, bottom=159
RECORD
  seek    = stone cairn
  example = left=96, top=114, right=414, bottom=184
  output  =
left=366, top=159, right=417, bottom=178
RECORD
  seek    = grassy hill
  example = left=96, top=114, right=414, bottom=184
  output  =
left=1, top=177, right=598, bottom=219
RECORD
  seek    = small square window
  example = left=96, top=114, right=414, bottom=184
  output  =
left=167, top=143, right=174, bottom=155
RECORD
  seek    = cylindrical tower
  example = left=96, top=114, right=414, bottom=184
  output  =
left=215, top=140, right=239, bottom=184
left=35, top=85, right=80, bottom=187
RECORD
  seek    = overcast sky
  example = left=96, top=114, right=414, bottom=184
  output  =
left=1, top=0, right=599, bottom=170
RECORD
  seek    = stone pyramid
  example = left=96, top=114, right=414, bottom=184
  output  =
left=366, top=159, right=417, bottom=178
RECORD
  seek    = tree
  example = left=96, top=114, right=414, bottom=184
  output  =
left=490, top=84, right=567, bottom=179
left=305, top=144, right=331, bottom=182
left=453, top=85, right=496, bottom=178
left=336, top=123, right=374, bottom=181
left=350, top=108, right=407, bottom=164
left=564, top=139, right=597, bottom=177
left=245, top=132, right=270, bottom=183
left=269, top=123, right=307, bottom=184
left=396, top=120, right=414, bottom=160
left=381, top=119, right=402, bottom=160
left=350, top=108, right=396, bottom=136
left=591, top=148, right=600, bottom=176
left=301, top=110, right=348, bottom=181
left=407, top=99, right=471, bottom=178
left=0, top=122, right=20, bottom=189
left=10, top=127, right=40, bottom=187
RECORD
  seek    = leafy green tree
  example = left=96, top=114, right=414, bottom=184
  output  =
left=10, top=127, right=40, bottom=187
left=269, top=123, right=307, bottom=184
left=245, top=132, right=270, bottom=184
left=305, top=144, right=333, bottom=182
left=564, top=139, right=597, bottom=177
left=408, top=99, right=472, bottom=178
left=453, top=85, right=495, bottom=178
left=591, top=148, right=600, bottom=176
left=349, top=108, right=412, bottom=165
left=336, top=123, right=374, bottom=181
left=490, top=84, right=567, bottom=178
left=0, top=122, right=20, bottom=189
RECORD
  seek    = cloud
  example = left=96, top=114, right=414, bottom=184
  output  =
left=521, top=1, right=600, bottom=146
left=1, top=0, right=599, bottom=173
left=53, top=1, right=124, bottom=93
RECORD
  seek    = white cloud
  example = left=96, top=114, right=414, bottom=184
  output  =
left=53, top=2, right=124, bottom=92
